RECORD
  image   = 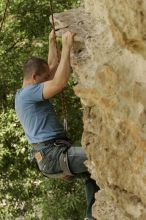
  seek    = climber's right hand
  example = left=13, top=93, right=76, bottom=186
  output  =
left=62, top=31, right=76, bottom=49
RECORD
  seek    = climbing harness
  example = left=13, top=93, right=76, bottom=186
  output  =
left=49, top=0, right=68, bottom=131
left=32, top=138, right=74, bottom=180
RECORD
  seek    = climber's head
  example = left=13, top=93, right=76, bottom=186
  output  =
left=23, top=57, right=50, bottom=84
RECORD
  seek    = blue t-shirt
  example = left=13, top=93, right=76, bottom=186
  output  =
left=15, top=83, right=66, bottom=144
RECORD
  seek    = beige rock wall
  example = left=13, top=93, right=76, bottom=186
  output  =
left=54, top=0, right=146, bottom=219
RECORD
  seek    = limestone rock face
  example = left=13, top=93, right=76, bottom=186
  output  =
left=54, top=0, right=146, bottom=219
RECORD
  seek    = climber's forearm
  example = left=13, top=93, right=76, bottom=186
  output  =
left=43, top=31, right=74, bottom=99
left=43, top=46, right=71, bottom=99
left=53, top=46, right=71, bottom=87
left=48, top=33, right=59, bottom=79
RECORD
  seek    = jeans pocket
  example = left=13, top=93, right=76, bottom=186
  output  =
left=38, top=153, right=62, bottom=175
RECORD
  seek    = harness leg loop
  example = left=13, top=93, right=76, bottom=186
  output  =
left=59, top=151, right=74, bottom=181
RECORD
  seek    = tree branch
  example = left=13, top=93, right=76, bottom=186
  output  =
left=0, top=0, right=10, bottom=33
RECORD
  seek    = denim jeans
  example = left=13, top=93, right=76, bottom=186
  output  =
left=67, top=147, right=100, bottom=220
left=33, top=144, right=100, bottom=220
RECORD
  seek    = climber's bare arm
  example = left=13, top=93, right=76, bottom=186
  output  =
left=43, top=31, right=75, bottom=99
left=48, top=30, right=60, bottom=79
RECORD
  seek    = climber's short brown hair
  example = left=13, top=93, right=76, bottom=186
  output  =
left=23, top=57, right=49, bottom=79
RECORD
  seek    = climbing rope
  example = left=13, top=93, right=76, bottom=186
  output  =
left=0, top=0, right=10, bottom=33
left=49, top=0, right=68, bottom=131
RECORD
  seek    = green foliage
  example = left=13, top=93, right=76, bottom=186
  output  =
left=40, top=178, right=86, bottom=220
left=0, top=109, right=44, bottom=219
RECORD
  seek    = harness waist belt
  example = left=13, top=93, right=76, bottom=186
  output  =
left=32, top=137, right=71, bottom=148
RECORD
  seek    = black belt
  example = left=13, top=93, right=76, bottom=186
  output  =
left=32, top=137, right=71, bottom=148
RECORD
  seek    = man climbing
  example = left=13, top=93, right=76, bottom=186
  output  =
left=15, top=30, right=99, bottom=220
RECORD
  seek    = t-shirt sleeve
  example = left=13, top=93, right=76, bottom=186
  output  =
left=23, top=83, right=45, bottom=102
